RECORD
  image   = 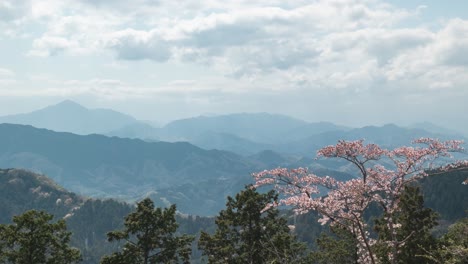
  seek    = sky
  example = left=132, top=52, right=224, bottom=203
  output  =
left=0, top=0, right=467, bottom=132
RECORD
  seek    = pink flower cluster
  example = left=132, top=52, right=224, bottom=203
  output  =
left=253, top=138, right=467, bottom=264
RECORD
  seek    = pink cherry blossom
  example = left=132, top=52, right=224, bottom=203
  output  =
left=253, top=138, right=467, bottom=264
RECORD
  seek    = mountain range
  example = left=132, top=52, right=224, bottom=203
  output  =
left=0, top=121, right=465, bottom=215
left=0, top=123, right=264, bottom=215
left=0, top=100, right=466, bottom=215
left=2, top=100, right=465, bottom=157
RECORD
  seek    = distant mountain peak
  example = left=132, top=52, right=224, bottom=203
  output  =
left=50, top=100, right=87, bottom=110
left=57, top=99, right=81, bottom=105
left=0, top=100, right=139, bottom=135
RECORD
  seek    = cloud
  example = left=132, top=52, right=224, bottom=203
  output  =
left=0, top=68, right=14, bottom=76
left=105, top=29, right=171, bottom=61
left=0, top=0, right=30, bottom=22
left=379, top=18, right=468, bottom=94
left=366, top=28, right=434, bottom=65
left=0, top=67, right=16, bottom=87
left=433, top=19, right=468, bottom=67
left=29, top=36, right=78, bottom=56
left=1, top=0, right=468, bottom=117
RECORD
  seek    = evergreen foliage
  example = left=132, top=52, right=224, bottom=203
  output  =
left=0, top=210, right=81, bottom=264
left=100, top=198, right=193, bottom=264
left=419, top=168, right=468, bottom=221
left=310, top=225, right=358, bottom=264
left=421, top=218, right=468, bottom=264
left=198, top=186, right=309, bottom=263
left=67, top=199, right=134, bottom=264
left=374, top=185, right=439, bottom=264
left=0, top=167, right=466, bottom=263
left=291, top=211, right=328, bottom=248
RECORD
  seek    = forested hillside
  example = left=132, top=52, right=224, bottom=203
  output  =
left=0, top=168, right=466, bottom=263
left=0, top=168, right=82, bottom=223
left=0, top=123, right=258, bottom=215
left=0, top=169, right=216, bottom=263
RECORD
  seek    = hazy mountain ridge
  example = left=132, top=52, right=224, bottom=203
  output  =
left=0, top=100, right=140, bottom=135
left=106, top=122, right=161, bottom=141
left=2, top=101, right=464, bottom=158
left=273, top=124, right=467, bottom=157
left=160, top=113, right=311, bottom=144
left=0, top=123, right=366, bottom=215
left=0, top=101, right=464, bottom=214
left=4, top=122, right=463, bottom=214
left=408, top=122, right=465, bottom=137
left=107, top=113, right=348, bottom=153
left=0, top=123, right=261, bottom=215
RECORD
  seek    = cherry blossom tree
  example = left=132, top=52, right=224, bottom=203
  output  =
left=253, top=138, right=467, bottom=264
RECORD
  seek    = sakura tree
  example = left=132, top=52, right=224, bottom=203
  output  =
left=253, top=138, right=467, bottom=264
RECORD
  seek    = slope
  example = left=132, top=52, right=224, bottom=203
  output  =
left=0, top=100, right=139, bottom=135
left=0, top=123, right=257, bottom=215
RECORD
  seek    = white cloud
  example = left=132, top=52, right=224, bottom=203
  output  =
left=0, top=0, right=30, bottom=22
left=1, top=0, right=468, bottom=131
left=0, top=67, right=14, bottom=76
left=5, top=1, right=467, bottom=90
left=105, top=29, right=171, bottom=61
left=432, top=19, right=468, bottom=67
left=0, top=67, right=16, bottom=88
left=29, top=36, right=78, bottom=56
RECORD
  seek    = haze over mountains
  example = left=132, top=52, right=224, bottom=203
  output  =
left=0, top=100, right=466, bottom=215
left=1, top=100, right=465, bottom=156
left=0, top=123, right=257, bottom=215
left=0, top=100, right=139, bottom=135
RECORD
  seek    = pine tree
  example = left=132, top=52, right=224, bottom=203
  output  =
left=310, top=225, right=358, bottom=264
left=421, top=218, right=468, bottom=264
left=198, top=186, right=309, bottom=264
left=0, top=210, right=81, bottom=264
left=374, top=185, right=438, bottom=264
left=100, top=198, right=193, bottom=264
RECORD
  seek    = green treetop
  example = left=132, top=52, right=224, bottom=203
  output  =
left=0, top=210, right=81, bottom=264
left=374, top=185, right=439, bottom=264
left=100, top=198, right=193, bottom=264
left=198, top=186, right=309, bottom=264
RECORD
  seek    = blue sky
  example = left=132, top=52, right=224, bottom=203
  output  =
left=0, top=0, right=467, bottom=133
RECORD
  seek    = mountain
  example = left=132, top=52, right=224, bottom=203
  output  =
left=1, top=167, right=466, bottom=263
left=0, top=100, right=139, bottom=135
left=281, top=121, right=349, bottom=142
left=248, top=150, right=291, bottom=168
left=418, top=168, right=468, bottom=221
left=106, top=122, right=161, bottom=141
left=1, top=101, right=463, bottom=158
left=408, top=122, right=465, bottom=137
left=106, top=113, right=348, bottom=155
left=0, top=168, right=83, bottom=223
left=107, top=126, right=273, bottom=155
left=0, top=123, right=260, bottom=215
left=0, top=102, right=348, bottom=155
left=275, top=124, right=467, bottom=157
left=88, top=115, right=468, bottom=159
left=160, top=113, right=315, bottom=144
left=184, top=132, right=274, bottom=155
left=0, top=169, right=215, bottom=264
left=137, top=113, right=347, bottom=155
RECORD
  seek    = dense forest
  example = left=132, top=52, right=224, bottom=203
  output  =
left=0, top=167, right=466, bottom=263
